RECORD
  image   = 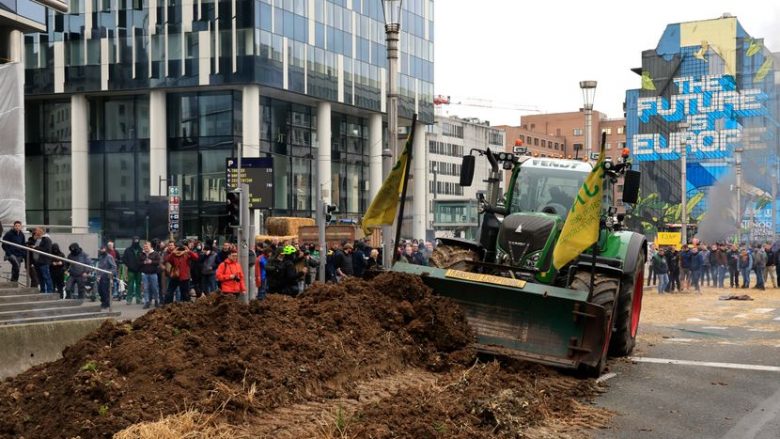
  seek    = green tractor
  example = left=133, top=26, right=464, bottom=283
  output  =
left=394, top=147, right=646, bottom=375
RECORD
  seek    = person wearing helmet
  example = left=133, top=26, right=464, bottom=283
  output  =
left=280, top=245, right=304, bottom=296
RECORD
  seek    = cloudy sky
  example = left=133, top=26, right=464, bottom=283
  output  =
left=433, top=0, right=780, bottom=125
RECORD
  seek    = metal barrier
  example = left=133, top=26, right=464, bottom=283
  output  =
left=0, top=239, right=114, bottom=311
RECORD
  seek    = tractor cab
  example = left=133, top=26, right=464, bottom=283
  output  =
left=508, top=158, right=592, bottom=219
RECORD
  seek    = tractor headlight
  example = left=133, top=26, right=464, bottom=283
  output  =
left=525, top=252, right=541, bottom=268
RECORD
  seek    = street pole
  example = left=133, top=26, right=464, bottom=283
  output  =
left=585, top=109, right=593, bottom=157
left=317, top=184, right=327, bottom=282
left=239, top=183, right=250, bottom=303
left=773, top=164, right=778, bottom=241
left=382, top=147, right=393, bottom=267
left=681, top=142, right=688, bottom=246
left=236, top=143, right=250, bottom=303
left=383, top=21, right=400, bottom=268
left=735, top=147, right=743, bottom=243
left=579, top=80, right=597, bottom=158
left=679, top=123, right=689, bottom=246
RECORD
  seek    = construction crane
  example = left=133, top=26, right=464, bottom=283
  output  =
left=433, top=95, right=540, bottom=113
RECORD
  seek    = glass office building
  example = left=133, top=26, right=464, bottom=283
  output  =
left=626, top=15, right=779, bottom=242
left=23, top=0, right=434, bottom=240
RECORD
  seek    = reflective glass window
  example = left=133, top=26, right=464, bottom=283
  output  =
left=199, top=93, right=233, bottom=137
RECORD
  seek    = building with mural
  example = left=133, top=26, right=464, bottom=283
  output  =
left=626, top=14, right=780, bottom=243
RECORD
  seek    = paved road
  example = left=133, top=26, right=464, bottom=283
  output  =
left=594, top=288, right=780, bottom=439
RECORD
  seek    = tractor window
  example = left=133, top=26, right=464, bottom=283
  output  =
left=509, top=167, right=589, bottom=217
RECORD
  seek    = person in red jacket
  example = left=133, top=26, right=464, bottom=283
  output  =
left=164, top=244, right=199, bottom=304
left=216, top=248, right=246, bottom=295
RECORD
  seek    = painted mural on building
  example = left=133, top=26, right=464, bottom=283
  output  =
left=626, top=16, right=779, bottom=242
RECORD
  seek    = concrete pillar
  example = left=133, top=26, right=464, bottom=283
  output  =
left=317, top=102, right=332, bottom=205
left=9, top=30, right=22, bottom=62
left=70, top=95, right=89, bottom=232
left=242, top=85, right=261, bottom=157
left=412, top=121, right=427, bottom=240
left=149, top=90, right=167, bottom=196
left=241, top=85, right=262, bottom=233
left=369, top=113, right=383, bottom=200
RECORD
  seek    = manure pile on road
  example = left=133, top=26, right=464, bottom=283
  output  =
left=0, top=273, right=610, bottom=439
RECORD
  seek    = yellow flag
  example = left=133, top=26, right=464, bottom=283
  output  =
left=746, top=38, right=762, bottom=57
left=361, top=140, right=410, bottom=235
left=552, top=147, right=605, bottom=270
left=694, top=40, right=709, bottom=61
left=641, top=71, right=656, bottom=91
left=754, top=57, right=773, bottom=82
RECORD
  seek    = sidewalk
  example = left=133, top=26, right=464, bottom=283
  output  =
left=77, top=298, right=153, bottom=321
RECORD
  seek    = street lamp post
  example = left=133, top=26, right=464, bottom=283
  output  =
left=382, top=0, right=402, bottom=268
left=678, top=122, right=689, bottom=246
left=579, top=80, right=598, bottom=158
left=735, top=146, right=743, bottom=243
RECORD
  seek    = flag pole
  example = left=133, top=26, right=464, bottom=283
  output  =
left=392, top=114, right=418, bottom=264
left=589, top=131, right=607, bottom=297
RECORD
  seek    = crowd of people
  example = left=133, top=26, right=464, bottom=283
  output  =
left=1, top=219, right=438, bottom=310
left=252, top=237, right=435, bottom=297
left=647, top=239, right=779, bottom=294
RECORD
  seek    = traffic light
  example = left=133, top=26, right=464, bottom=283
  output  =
left=226, top=191, right=240, bottom=228
left=324, top=203, right=337, bottom=223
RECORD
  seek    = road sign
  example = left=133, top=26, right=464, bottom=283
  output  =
left=656, top=232, right=682, bottom=249
left=226, top=157, right=274, bottom=209
left=168, top=186, right=181, bottom=236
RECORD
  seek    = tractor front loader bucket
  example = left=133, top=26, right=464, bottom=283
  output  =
left=393, top=262, right=609, bottom=369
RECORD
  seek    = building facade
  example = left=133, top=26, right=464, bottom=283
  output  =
left=22, top=0, right=435, bottom=240
left=626, top=15, right=780, bottom=242
left=496, top=125, right=566, bottom=157
left=518, top=111, right=626, bottom=162
left=424, top=115, right=504, bottom=239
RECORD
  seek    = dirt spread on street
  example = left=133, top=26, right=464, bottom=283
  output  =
left=637, top=286, right=780, bottom=348
left=0, top=272, right=610, bottom=439
left=640, top=286, right=780, bottom=327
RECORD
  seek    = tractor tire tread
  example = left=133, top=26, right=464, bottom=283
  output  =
left=570, top=272, right=620, bottom=377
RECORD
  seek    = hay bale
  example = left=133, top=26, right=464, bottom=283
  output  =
left=265, top=217, right=315, bottom=236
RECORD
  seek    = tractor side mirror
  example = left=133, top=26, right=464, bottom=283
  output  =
left=460, top=155, right=476, bottom=187
left=622, top=169, right=641, bottom=204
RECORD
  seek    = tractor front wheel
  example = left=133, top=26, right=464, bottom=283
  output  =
left=570, top=272, right=620, bottom=377
left=428, top=244, right=478, bottom=271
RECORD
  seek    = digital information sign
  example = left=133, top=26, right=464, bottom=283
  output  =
left=226, top=157, right=274, bottom=209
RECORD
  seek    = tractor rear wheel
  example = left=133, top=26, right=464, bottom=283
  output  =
left=570, top=272, right=620, bottom=377
left=428, top=244, right=478, bottom=271
left=609, top=253, right=645, bottom=357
